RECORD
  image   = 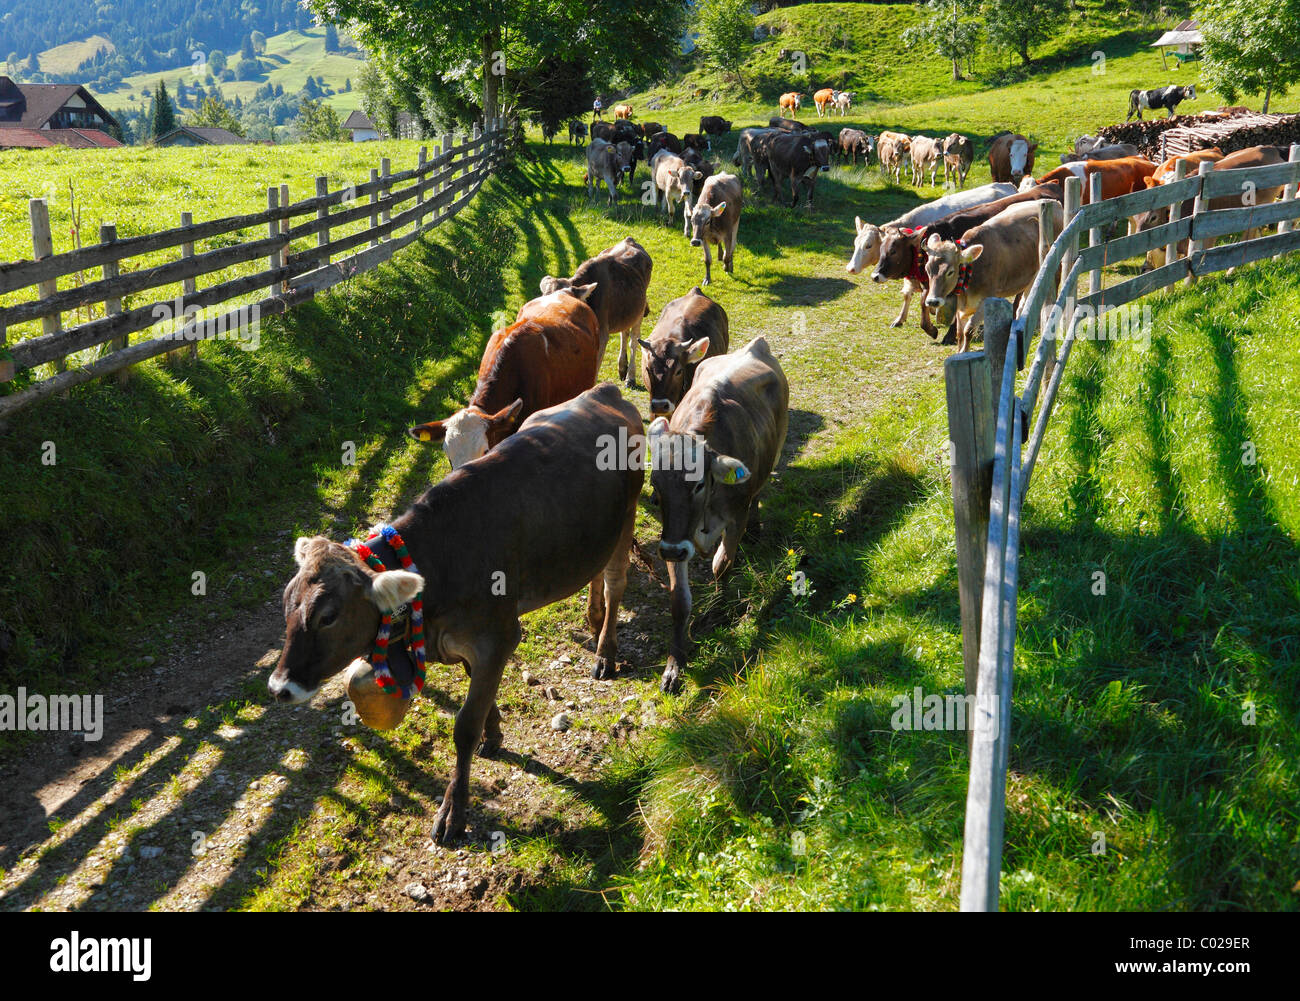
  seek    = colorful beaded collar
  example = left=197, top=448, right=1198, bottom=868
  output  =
left=346, top=524, right=427, bottom=699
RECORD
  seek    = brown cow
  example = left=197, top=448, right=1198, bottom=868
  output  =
left=647, top=131, right=683, bottom=157
left=942, top=133, right=974, bottom=188
left=988, top=132, right=1037, bottom=184
left=1034, top=156, right=1158, bottom=203
left=682, top=132, right=708, bottom=154
left=613, top=103, right=634, bottom=120
left=770, top=116, right=815, bottom=133
left=878, top=131, right=911, bottom=184
left=813, top=88, right=836, bottom=117
left=407, top=287, right=600, bottom=466
left=923, top=199, right=1064, bottom=352
left=651, top=149, right=703, bottom=235
left=270, top=383, right=644, bottom=845
left=910, top=135, right=943, bottom=186
left=839, top=128, right=874, bottom=166
left=641, top=121, right=665, bottom=140
left=779, top=92, right=804, bottom=116
left=698, top=116, right=732, bottom=147
left=686, top=171, right=743, bottom=285
left=1136, top=145, right=1290, bottom=269
left=1143, top=146, right=1224, bottom=187
left=541, top=236, right=653, bottom=387
left=871, top=225, right=941, bottom=338
left=647, top=337, right=789, bottom=693
left=764, top=130, right=831, bottom=209
left=638, top=287, right=730, bottom=417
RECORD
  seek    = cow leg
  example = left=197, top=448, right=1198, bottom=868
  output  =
left=432, top=629, right=519, bottom=845
left=702, top=239, right=713, bottom=286
left=586, top=571, right=606, bottom=635
left=892, top=286, right=912, bottom=327
left=662, top=558, right=692, bottom=694
left=920, top=303, right=938, bottom=339
left=592, top=520, right=633, bottom=680
left=683, top=197, right=693, bottom=238
left=723, top=232, right=736, bottom=275
left=712, top=517, right=745, bottom=581
left=619, top=314, right=643, bottom=387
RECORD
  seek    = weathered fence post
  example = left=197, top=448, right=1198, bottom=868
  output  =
left=267, top=188, right=281, bottom=302
left=30, top=198, right=62, bottom=371
left=1087, top=171, right=1104, bottom=299
left=1186, top=160, right=1214, bottom=287
left=369, top=167, right=380, bottom=247
left=180, top=210, right=198, bottom=360
left=1274, top=144, right=1300, bottom=259
left=380, top=157, right=391, bottom=239
left=315, top=175, right=330, bottom=266
left=0, top=316, right=10, bottom=384
left=1166, top=158, right=1188, bottom=277
left=1037, top=198, right=1058, bottom=390
left=98, top=222, right=127, bottom=382
left=279, top=183, right=291, bottom=292
left=417, top=145, right=428, bottom=227
left=441, top=131, right=454, bottom=221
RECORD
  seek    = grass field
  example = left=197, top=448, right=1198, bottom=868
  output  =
left=35, top=35, right=116, bottom=76
left=1, top=2, right=1297, bottom=911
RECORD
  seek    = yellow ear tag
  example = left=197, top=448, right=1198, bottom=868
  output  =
left=416, top=431, right=431, bottom=441
left=722, top=466, right=747, bottom=485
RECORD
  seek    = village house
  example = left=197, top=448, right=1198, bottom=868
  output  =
left=0, top=75, right=122, bottom=149
left=153, top=125, right=251, bottom=147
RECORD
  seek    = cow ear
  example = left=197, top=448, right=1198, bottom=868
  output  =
left=1143, top=176, right=1157, bottom=189
left=408, top=419, right=448, bottom=443
left=693, top=170, right=703, bottom=179
left=539, top=276, right=559, bottom=294
left=638, top=337, right=653, bottom=352
left=926, top=233, right=943, bottom=253
left=647, top=416, right=670, bottom=445
left=488, top=399, right=524, bottom=432
left=685, top=337, right=711, bottom=364
left=711, top=455, right=750, bottom=486
left=294, top=536, right=322, bottom=566
left=709, top=200, right=727, bottom=217
left=961, top=243, right=984, bottom=263
left=569, top=282, right=598, bottom=302
left=855, top=215, right=864, bottom=234
left=368, top=570, right=424, bottom=613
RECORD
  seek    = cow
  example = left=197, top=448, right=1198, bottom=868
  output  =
left=834, top=91, right=852, bottom=115
left=407, top=286, right=601, bottom=465
left=613, top=103, right=634, bottom=120
left=641, top=121, right=665, bottom=140
left=541, top=236, right=653, bottom=387
left=869, top=225, right=943, bottom=338
left=942, top=133, right=974, bottom=188
left=877, top=132, right=911, bottom=185
left=686, top=172, right=742, bottom=286
left=911, top=181, right=1064, bottom=246
left=1034, top=156, right=1158, bottom=203
left=839, top=128, right=874, bottom=166
left=923, top=198, right=1064, bottom=352
left=769, top=116, right=816, bottom=133
left=647, top=131, right=683, bottom=157
left=890, top=182, right=1020, bottom=230
left=846, top=216, right=886, bottom=275
left=779, top=92, right=804, bottom=117
left=270, top=383, right=644, bottom=845
left=682, top=146, right=716, bottom=199
left=698, top=116, right=733, bottom=147
left=910, top=135, right=943, bottom=186
left=585, top=138, right=624, bottom=205
left=1127, top=85, right=1196, bottom=121
left=592, top=119, right=639, bottom=145
left=647, top=337, right=789, bottom=694
left=987, top=132, right=1037, bottom=184
left=764, top=130, right=831, bottom=209
left=734, top=127, right=779, bottom=183
left=682, top=132, right=708, bottom=154
left=1059, top=142, right=1139, bottom=164
left=1135, top=145, right=1290, bottom=270
left=1143, top=146, right=1224, bottom=187
left=638, top=286, right=730, bottom=417
left=541, top=120, right=559, bottom=144
left=568, top=120, right=588, bottom=146
left=650, top=149, right=703, bottom=235
left=814, top=88, right=836, bottom=117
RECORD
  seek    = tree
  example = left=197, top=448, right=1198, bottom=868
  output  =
left=325, top=24, right=340, bottom=53
left=358, top=60, right=400, bottom=137
left=190, top=96, right=246, bottom=136
left=298, top=97, right=343, bottom=142
left=251, top=31, right=267, bottom=55
left=983, top=0, right=1067, bottom=66
left=208, top=49, right=226, bottom=75
left=902, top=0, right=982, bottom=81
left=1199, top=0, right=1300, bottom=113
left=236, top=58, right=262, bottom=81
left=695, top=0, right=755, bottom=86
left=240, top=35, right=255, bottom=61
left=148, top=79, right=177, bottom=139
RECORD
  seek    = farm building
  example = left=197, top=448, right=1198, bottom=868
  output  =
left=153, top=126, right=251, bottom=147
left=1150, top=19, right=1203, bottom=69
left=343, top=109, right=422, bottom=141
left=0, top=75, right=121, bottom=149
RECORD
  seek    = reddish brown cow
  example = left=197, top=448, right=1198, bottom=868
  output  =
left=779, top=92, right=804, bottom=116
left=1034, top=156, right=1158, bottom=203
left=1143, top=147, right=1224, bottom=187
left=988, top=132, right=1037, bottom=184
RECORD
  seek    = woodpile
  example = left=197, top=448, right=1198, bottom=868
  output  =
left=1096, top=111, right=1300, bottom=161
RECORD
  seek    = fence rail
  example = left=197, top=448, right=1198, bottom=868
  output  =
left=946, top=143, right=1300, bottom=911
left=0, top=119, right=510, bottom=418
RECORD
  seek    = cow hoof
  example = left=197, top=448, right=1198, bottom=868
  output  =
left=890, top=319, right=904, bottom=329
left=592, top=656, right=617, bottom=680
left=702, top=277, right=711, bottom=286
left=624, top=375, right=637, bottom=389
left=659, top=668, right=682, bottom=695
left=431, top=801, right=466, bottom=846
left=477, top=738, right=502, bottom=760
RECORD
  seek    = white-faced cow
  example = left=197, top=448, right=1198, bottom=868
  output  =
left=541, top=236, right=653, bottom=387
left=407, top=287, right=601, bottom=467
left=834, top=91, right=852, bottom=115
left=987, top=132, right=1037, bottom=184
left=270, top=382, right=644, bottom=844
left=650, top=149, right=703, bottom=236
left=647, top=337, right=789, bottom=693
left=1127, top=85, right=1196, bottom=121
left=686, top=172, right=742, bottom=286
left=639, top=286, right=730, bottom=417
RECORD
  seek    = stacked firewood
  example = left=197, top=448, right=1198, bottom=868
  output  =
left=1096, top=111, right=1300, bottom=161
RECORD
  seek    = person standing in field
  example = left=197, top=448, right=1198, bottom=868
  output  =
left=593, top=97, right=604, bottom=121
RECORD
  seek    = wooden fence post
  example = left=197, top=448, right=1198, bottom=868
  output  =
left=369, top=167, right=380, bottom=247
left=380, top=157, right=391, bottom=238
left=30, top=198, right=62, bottom=371
left=180, top=210, right=198, bottom=360
left=315, top=175, right=330, bottom=266
left=97, top=222, right=127, bottom=382
left=0, top=316, right=9, bottom=384
left=1037, top=198, right=1058, bottom=390
left=1186, top=160, right=1214, bottom=287
left=267, top=188, right=281, bottom=302
left=1274, top=144, right=1300, bottom=259
left=417, top=145, right=428, bottom=227
left=441, top=131, right=454, bottom=221
left=279, top=183, right=290, bottom=292
left=1166, top=158, right=1188, bottom=275
left=1087, top=171, right=1104, bottom=299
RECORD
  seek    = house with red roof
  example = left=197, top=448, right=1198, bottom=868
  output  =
left=0, top=75, right=122, bottom=150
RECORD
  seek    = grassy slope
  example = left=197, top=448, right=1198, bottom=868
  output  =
left=36, top=35, right=116, bottom=75
left=2, top=2, right=1296, bottom=910
left=97, top=28, right=366, bottom=117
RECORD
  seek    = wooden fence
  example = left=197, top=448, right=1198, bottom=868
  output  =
left=945, top=143, right=1300, bottom=911
left=0, top=118, right=510, bottom=419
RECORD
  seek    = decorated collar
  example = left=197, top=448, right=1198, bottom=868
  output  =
left=347, top=524, right=427, bottom=699
left=902, top=232, right=929, bottom=287
left=953, top=239, right=974, bottom=295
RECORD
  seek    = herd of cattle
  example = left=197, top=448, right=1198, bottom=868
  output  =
left=269, top=94, right=1294, bottom=843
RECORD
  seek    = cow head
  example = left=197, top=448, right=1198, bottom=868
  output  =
left=407, top=399, right=524, bottom=468
left=924, top=233, right=983, bottom=306
left=1183, top=85, right=1196, bottom=101
left=647, top=418, right=750, bottom=563
left=639, top=335, right=711, bottom=416
left=1133, top=205, right=1173, bottom=271
left=687, top=196, right=727, bottom=248
left=615, top=140, right=638, bottom=178
left=811, top=135, right=831, bottom=172
left=846, top=216, right=883, bottom=274
left=268, top=536, right=422, bottom=705
left=1008, top=139, right=1037, bottom=183
left=871, top=226, right=923, bottom=283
